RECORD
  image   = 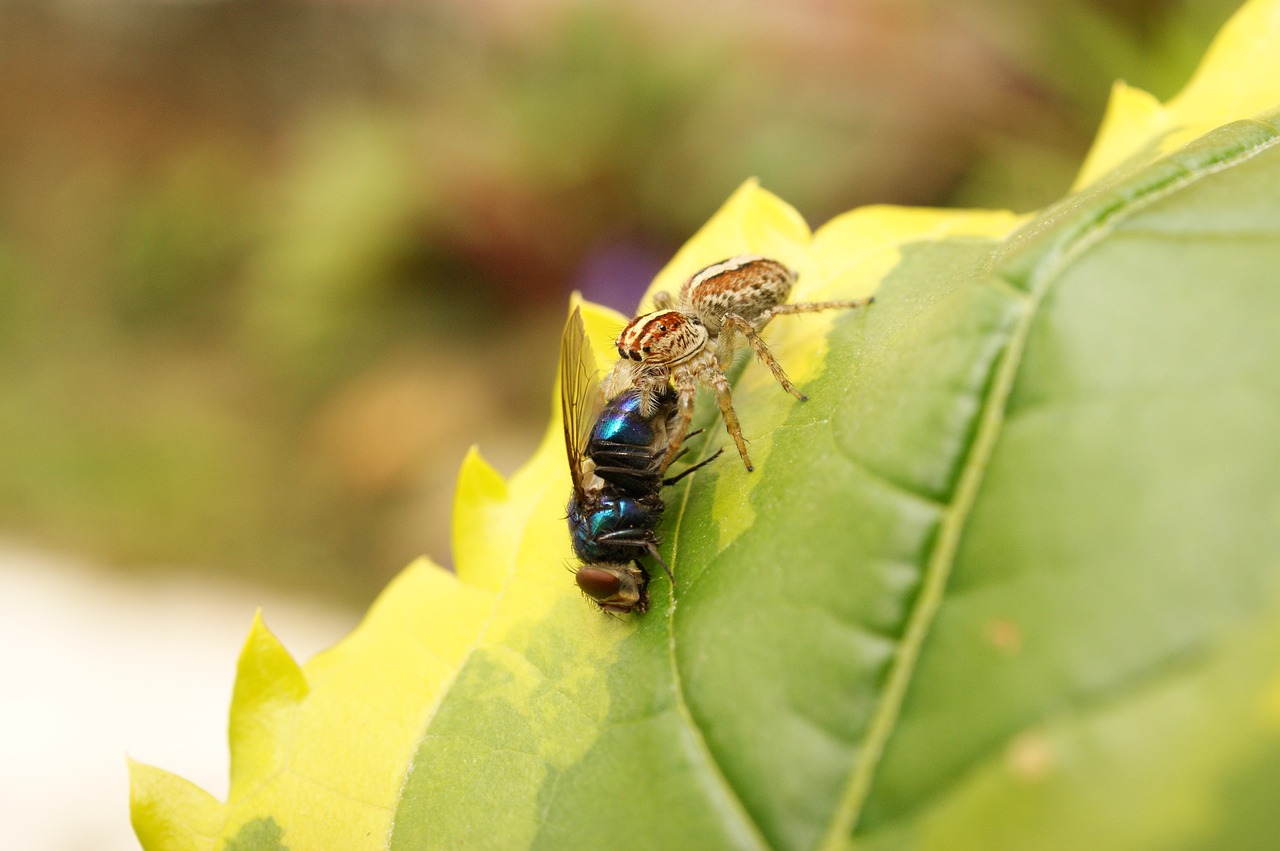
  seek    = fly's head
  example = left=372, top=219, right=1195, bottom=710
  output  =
left=575, top=564, right=649, bottom=614
left=616, top=309, right=708, bottom=370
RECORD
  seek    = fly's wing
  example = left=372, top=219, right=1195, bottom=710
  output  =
left=559, top=305, right=604, bottom=501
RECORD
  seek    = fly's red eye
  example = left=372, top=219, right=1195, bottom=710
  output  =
left=576, top=567, right=622, bottom=601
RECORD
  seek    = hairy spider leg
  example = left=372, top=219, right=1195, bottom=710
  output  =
left=658, top=368, right=700, bottom=471
left=722, top=295, right=877, bottom=400
left=658, top=355, right=756, bottom=472
left=719, top=312, right=808, bottom=402
left=652, top=290, right=676, bottom=310
left=758, top=296, right=875, bottom=322
left=702, top=360, right=754, bottom=472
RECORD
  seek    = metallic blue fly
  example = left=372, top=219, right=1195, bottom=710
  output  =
left=561, top=306, right=720, bottom=614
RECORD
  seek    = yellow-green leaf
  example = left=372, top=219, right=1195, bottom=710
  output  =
left=1074, top=0, right=1280, bottom=188
left=132, top=2, right=1280, bottom=848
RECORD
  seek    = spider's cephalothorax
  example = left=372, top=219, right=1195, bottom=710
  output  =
left=609, top=255, right=874, bottom=472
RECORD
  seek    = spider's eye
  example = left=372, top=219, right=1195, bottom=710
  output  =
left=657, top=323, right=667, bottom=332
left=617, top=346, right=626, bottom=358
left=642, top=346, right=652, bottom=355
left=631, top=351, right=642, bottom=361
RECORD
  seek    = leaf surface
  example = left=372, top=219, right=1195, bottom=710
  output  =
left=132, top=3, right=1280, bottom=848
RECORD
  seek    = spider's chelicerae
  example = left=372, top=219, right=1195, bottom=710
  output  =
left=604, top=255, right=873, bottom=472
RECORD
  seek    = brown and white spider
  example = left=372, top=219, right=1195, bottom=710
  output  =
left=603, top=255, right=873, bottom=472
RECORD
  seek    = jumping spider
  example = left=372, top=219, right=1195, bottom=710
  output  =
left=604, top=255, right=873, bottom=472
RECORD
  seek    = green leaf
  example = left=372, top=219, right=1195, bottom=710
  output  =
left=132, top=2, right=1280, bottom=848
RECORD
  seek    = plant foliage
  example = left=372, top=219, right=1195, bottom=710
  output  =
left=132, top=2, right=1280, bottom=848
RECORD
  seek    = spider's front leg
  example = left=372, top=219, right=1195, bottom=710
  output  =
left=702, top=361, right=754, bottom=472
left=660, top=368, right=699, bottom=471
left=601, top=357, right=636, bottom=402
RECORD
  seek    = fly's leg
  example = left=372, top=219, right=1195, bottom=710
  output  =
left=663, top=447, right=723, bottom=486
left=662, top=427, right=706, bottom=467
left=706, top=365, right=753, bottom=472
left=644, top=542, right=675, bottom=586
left=660, top=369, right=698, bottom=470
left=721, top=312, right=807, bottom=402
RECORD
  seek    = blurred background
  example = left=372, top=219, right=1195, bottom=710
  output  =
left=0, top=0, right=1242, bottom=846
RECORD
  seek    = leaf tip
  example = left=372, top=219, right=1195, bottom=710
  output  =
left=235, top=611, right=308, bottom=704
left=227, top=612, right=308, bottom=792
left=1073, top=80, right=1166, bottom=191
left=129, top=757, right=223, bottom=851
left=456, top=444, right=507, bottom=500
left=452, top=445, right=512, bottom=589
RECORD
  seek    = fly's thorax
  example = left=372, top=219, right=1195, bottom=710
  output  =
left=680, top=255, right=796, bottom=332
left=567, top=489, right=663, bottom=559
left=616, top=309, right=708, bottom=369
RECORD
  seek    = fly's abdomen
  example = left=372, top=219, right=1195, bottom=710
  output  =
left=590, top=391, right=655, bottom=448
left=587, top=389, right=678, bottom=492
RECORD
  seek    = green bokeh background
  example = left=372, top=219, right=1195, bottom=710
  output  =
left=0, top=0, right=1242, bottom=603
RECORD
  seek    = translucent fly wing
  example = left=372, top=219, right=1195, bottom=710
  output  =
left=559, top=305, right=604, bottom=501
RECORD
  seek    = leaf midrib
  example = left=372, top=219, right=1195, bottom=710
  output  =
left=665, top=465, right=776, bottom=851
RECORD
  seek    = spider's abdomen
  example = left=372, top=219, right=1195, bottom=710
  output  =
left=681, top=255, right=796, bottom=332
